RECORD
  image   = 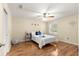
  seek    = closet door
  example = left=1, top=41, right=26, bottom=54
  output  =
left=2, top=8, right=9, bottom=55
left=0, top=4, right=10, bottom=56
left=0, top=5, right=8, bottom=56
left=3, top=8, right=8, bottom=44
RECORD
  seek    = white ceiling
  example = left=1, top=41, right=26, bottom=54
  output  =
left=8, top=3, right=78, bottom=21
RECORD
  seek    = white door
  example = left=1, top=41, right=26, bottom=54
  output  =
left=3, top=9, right=8, bottom=44
left=2, top=8, right=9, bottom=55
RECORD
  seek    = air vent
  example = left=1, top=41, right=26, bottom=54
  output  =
left=19, top=5, right=23, bottom=9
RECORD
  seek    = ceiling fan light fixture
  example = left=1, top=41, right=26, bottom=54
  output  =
left=43, top=13, right=47, bottom=18
left=42, top=17, right=47, bottom=21
left=42, top=16, right=54, bottom=21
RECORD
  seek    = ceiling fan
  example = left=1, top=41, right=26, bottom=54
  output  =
left=36, top=12, right=54, bottom=21
left=18, top=4, right=54, bottom=21
left=43, top=13, right=54, bottom=18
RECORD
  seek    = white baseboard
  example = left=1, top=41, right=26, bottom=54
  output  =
left=59, top=40, right=78, bottom=46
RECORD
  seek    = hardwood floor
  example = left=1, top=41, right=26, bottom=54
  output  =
left=7, top=41, right=78, bottom=56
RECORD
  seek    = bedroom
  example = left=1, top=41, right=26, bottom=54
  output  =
left=0, top=3, right=79, bottom=56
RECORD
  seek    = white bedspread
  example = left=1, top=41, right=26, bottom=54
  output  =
left=32, top=34, right=56, bottom=49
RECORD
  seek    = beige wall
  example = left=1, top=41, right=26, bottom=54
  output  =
left=11, top=18, right=46, bottom=43
left=48, top=15, right=78, bottom=45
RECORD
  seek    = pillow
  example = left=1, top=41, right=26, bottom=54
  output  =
left=35, top=31, right=39, bottom=35
left=35, top=31, right=41, bottom=35
left=39, top=31, right=41, bottom=35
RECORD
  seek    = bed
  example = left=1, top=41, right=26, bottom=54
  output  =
left=32, top=32, right=56, bottom=49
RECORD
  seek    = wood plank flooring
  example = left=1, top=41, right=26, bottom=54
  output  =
left=7, top=41, right=78, bottom=56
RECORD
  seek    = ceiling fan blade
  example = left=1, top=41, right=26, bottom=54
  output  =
left=33, top=15, right=42, bottom=19
left=47, top=16, right=54, bottom=18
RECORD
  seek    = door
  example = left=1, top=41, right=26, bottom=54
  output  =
left=2, top=8, right=9, bottom=55
left=3, top=8, right=8, bottom=44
